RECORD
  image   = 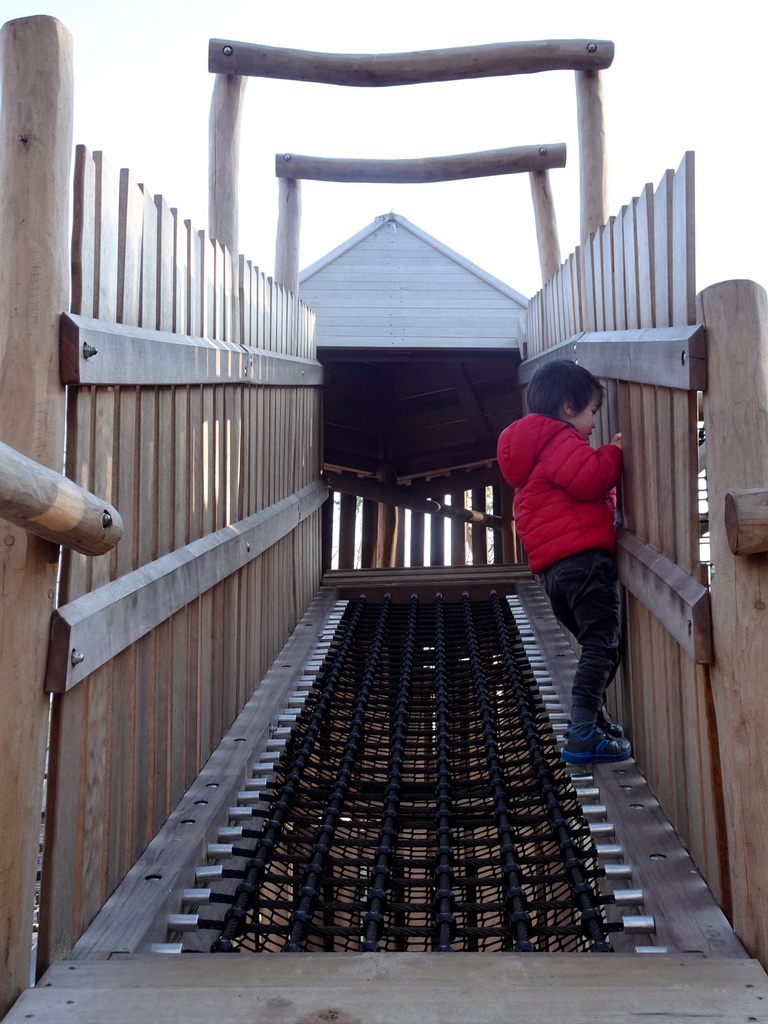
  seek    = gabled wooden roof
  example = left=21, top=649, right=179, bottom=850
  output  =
left=300, top=212, right=526, bottom=351
left=300, top=214, right=524, bottom=480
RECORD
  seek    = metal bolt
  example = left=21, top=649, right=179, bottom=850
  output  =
left=283, top=153, right=292, bottom=161
left=71, top=650, right=85, bottom=667
left=82, top=343, right=98, bottom=359
left=101, top=511, right=113, bottom=529
left=587, top=42, right=598, bottom=52
left=539, top=147, right=548, bottom=156
left=222, top=45, right=233, bottom=56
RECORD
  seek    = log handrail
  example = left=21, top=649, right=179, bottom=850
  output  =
left=209, top=38, right=614, bottom=86
left=0, top=441, right=123, bottom=556
left=324, top=471, right=503, bottom=528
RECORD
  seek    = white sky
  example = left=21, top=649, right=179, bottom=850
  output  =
left=4, top=0, right=765, bottom=299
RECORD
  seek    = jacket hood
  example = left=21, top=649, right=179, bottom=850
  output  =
left=497, top=414, right=571, bottom=488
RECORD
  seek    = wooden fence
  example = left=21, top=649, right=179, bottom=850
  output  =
left=0, top=19, right=324, bottom=1007
left=523, top=150, right=768, bottom=961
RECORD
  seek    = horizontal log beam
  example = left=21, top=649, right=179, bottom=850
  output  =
left=45, top=480, right=327, bottom=692
left=616, top=529, right=712, bottom=664
left=60, top=314, right=323, bottom=387
left=724, top=488, right=768, bottom=555
left=325, top=470, right=503, bottom=527
left=276, top=145, right=566, bottom=184
left=0, top=440, right=123, bottom=555
left=209, top=39, right=614, bottom=86
left=518, top=325, right=706, bottom=389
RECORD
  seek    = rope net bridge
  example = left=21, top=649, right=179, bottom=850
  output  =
left=186, top=592, right=636, bottom=954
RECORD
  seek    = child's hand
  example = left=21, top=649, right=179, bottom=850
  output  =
left=611, top=433, right=622, bottom=449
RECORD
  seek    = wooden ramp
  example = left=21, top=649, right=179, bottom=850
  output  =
left=6, top=952, right=768, bottom=1023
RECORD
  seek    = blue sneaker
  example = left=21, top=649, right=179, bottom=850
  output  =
left=561, top=726, right=632, bottom=765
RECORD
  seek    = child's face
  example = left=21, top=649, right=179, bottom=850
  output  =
left=559, top=394, right=601, bottom=439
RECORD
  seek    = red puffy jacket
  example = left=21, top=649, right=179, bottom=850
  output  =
left=497, top=413, right=622, bottom=572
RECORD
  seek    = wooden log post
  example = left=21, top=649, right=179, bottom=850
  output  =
left=208, top=71, right=247, bottom=256
left=575, top=69, right=608, bottom=243
left=700, top=279, right=768, bottom=963
left=529, top=168, right=561, bottom=284
left=274, top=176, right=301, bottom=294
left=0, top=15, right=73, bottom=1014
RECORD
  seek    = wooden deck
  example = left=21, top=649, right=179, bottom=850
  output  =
left=7, top=952, right=768, bottom=1023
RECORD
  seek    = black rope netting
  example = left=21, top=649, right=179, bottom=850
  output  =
left=204, top=592, right=618, bottom=953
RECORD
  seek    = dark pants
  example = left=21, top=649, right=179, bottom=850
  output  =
left=537, top=548, right=621, bottom=716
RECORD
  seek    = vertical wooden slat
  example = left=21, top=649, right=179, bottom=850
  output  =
left=653, top=169, right=675, bottom=329
left=672, top=151, right=696, bottom=327
left=117, top=169, right=144, bottom=326
left=636, top=183, right=655, bottom=328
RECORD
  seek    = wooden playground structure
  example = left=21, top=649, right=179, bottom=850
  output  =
left=3, top=13, right=768, bottom=1022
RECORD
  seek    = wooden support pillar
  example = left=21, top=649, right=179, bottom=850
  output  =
left=208, top=72, right=247, bottom=256
left=700, top=279, right=768, bottom=964
left=0, top=15, right=73, bottom=1014
left=374, top=465, right=399, bottom=568
left=575, top=69, right=608, bottom=243
left=274, top=176, right=302, bottom=294
left=529, top=168, right=561, bottom=284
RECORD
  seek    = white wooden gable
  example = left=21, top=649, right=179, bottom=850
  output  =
left=299, top=213, right=526, bottom=350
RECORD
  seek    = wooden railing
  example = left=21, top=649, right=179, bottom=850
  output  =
left=30, top=140, right=325, bottom=971
left=523, top=150, right=768, bottom=962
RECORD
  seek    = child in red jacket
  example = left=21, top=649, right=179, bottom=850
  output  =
left=497, top=360, right=631, bottom=765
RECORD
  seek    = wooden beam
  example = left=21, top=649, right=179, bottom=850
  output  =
left=208, top=73, right=247, bottom=256
left=209, top=38, right=615, bottom=85
left=275, top=145, right=566, bottom=183
left=10, top=953, right=768, bottom=1024
left=616, top=529, right=712, bottom=664
left=0, top=15, right=73, bottom=1015
left=324, top=471, right=503, bottom=527
left=724, top=488, right=768, bottom=555
left=529, top=168, right=561, bottom=283
left=322, top=563, right=533, bottom=601
left=518, top=325, right=706, bottom=389
left=274, top=176, right=301, bottom=294
left=45, top=480, right=327, bottom=693
left=60, top=313, right=323, bottom=387
left=0, top=440, right=123, bottom=555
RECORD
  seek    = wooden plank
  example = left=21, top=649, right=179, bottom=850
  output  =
left=14, top=952, right=768, bottom=1024
left=653, top=169, right=674, bottom=328
left=93, top=152, right=120, bottom=322
left=71, top=145, right=96, bottom=317
left=46, top=481, right=328, bottom=692
left=518, top=325, right=705, bottom=389
left=0, top=16, right=73, bottom=1012
left=671, top=152, right=696, bottom=327
left=117, top=168, right=144, bottom=326
left=60, top=313, right=323, bottom=387
left=616, top=529, right=712, bottom=663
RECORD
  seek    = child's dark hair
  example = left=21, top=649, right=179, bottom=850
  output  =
left=526, top=360, right=604, bottom=417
